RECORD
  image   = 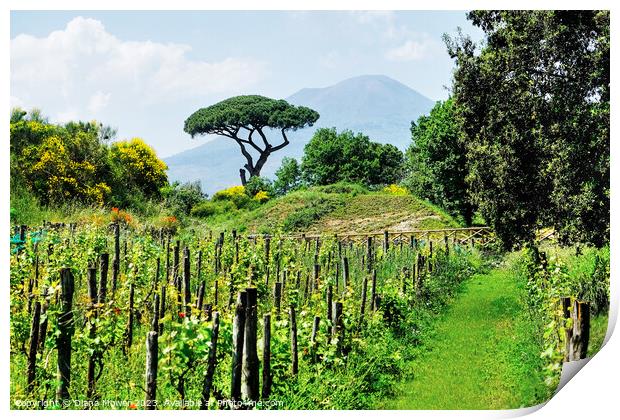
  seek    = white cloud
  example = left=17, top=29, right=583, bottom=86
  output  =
left=385, top=38, right=438, bottom=62
left=11, top=17, right=266, bottom=122
left=351, top=11, right=395, bottom=24
left=88, top=91, right=111, bottom=112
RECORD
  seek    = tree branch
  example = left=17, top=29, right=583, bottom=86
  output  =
left=256, top=127, right=271, bottom=150
left=270, top=129, right=290, bottom=153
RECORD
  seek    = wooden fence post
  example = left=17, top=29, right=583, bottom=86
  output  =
left=200, top=312, right=220, bottom=409
left=145, top=331, right=158, bottom=409
left=290, top=305, right=299, bottom=376
left=231, top=291, right=247, bottom=403
left=27, top=301, right=41, bottom=393
left=370, top=269, right=377, bottom=311
left=125, top=283, right=135, bottom=350
left=262, top=314, right=272, bottom=400
left=87, top=267, right=98, bottom=400
left=313, top=264, right=320, bottom=291
left=242, top=288, right=259, bottom=402
left=359, top=275, right=368, bottom=330
left=342, top=257, right=349, bottom=290
left=326, top=285, right=333, bottom=341
left=183, top=247, right=191, bottom=315
left=56, top=268, right=75, bottom=401
left=383, top=230, right=389, bottom=253
left=159, top=285, right=166, bottom=335
left=333, top=301, right=344, bottom=355
left=311, top=316, right=320, bottom=362
left=274, top=282, right=283, bottom=318
left=569, top=301, right=591, bottom=360
left=112, top=223, right=120, bottom=294
left=98, top=253, right=109, bottom=306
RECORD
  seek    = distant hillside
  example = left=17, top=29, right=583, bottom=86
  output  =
left=165, top=75, right=434, bottom=195
left=197, top=185, right=459, bottom=235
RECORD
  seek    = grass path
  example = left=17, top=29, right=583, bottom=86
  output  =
left=382, top=263, right=548, bottom=409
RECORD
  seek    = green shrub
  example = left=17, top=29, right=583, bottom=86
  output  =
left=191, top=200, right=236, bottom=218
left=314, top=182, right=368, bottom=196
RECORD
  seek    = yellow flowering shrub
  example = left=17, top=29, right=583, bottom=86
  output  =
left=212, top=185, right=251, bottom=209
left=383, top=184, right=409, bottom=196
left=253, top=190, right=270, bottom=203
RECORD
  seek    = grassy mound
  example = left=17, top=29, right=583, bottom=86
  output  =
left=200, top=184, right=460, bottom=234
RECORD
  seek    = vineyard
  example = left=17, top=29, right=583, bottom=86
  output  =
left=10, top=221, right=487, bottom=409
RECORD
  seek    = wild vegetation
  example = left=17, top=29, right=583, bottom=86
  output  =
left=9, top=9, right=610, bottom=411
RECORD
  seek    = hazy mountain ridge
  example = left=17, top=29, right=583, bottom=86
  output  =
left=165, top=74, right=435, bottom=194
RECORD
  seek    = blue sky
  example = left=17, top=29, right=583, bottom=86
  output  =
left=10, top=11, right=483, bottom=157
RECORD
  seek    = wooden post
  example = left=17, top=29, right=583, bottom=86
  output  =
left=313, top=263, right=320, bottom=291
left=371, top=269, right=377, bottom=311
left=326, top=285, right=333, bottom=341
left=366, top=236, right=373, bottom=273
left=311, top=316, right=320, bottom=362
left=98, top=253, right=109, bottom=306
left=290, top=305, right=299, bottom=375
left=265, top=237, right=271, bottom=265
left=126, top=283, right=135, bottom=350
left=262, top=314, right=272, bottom=400
left=444, top=235, right=449, bottom=255
left=359, top=275, right=368, bottom=330
left=165, top=235, right=171, bottom=283
left=383, top=230, right=389, bottom=253
left=231, top=291, right=247, bottom=403
left=27, top=301, right=41, bottom=393
left=197, top=249, right=203, bottom=282
left=87, top=267, right=98, bottom=400
left=183, top=247, right=191, bottom=315
left=200, top=312, right=220, bottom=409
left=569, top=301, right=591, bottom=360
left=172, top=241, right=180, bottom=285
left=159, top=285, right=166, bottom=335
left=145, top=331, right=158, bottom=409
left=241, top=288, right=259, bottom=402
left=342, top=257, right=349, bottom=290
left=333, top=301, right=344, bottom=355
left=274, top=282, right=283, bottom=318
left=56, top=268, right=75, bottom=400
left=196, top=281, right=205, bottom=317
left=112, top=223, right=120, bottom=293
left=38, top=290, right=50, bottom=354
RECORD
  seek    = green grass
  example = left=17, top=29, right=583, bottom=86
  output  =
left=382, top=261, right=549, bottom=409
left=200, top=186, right=460, bottom=234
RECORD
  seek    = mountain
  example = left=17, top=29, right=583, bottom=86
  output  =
left=165, top=74, right=435, bottom=195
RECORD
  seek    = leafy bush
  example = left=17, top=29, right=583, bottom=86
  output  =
left=191, top=200, right=236, bottom=218
left=212, top=185, right=252, bottom=209
left=314, top=182, right=367, bottom=196
left=244, top=176, right=274, bottom=198
left=161, top=181, right=206, bottom=216
left=274, top=157, right=302, bottom=195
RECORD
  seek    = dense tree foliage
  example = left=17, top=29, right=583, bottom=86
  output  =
left=184, top=95, right=319, bottom=185
left=301, top=128, right=404, bottom=186
left=404, top=99, right=473, bottom=225
left=274, top=157, right=302, bottom=196
left=161, top=181, right=206, bottom=216
left=10, top=108, right=169, bottom=208
left=445, top=10, right=609, bottom=248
